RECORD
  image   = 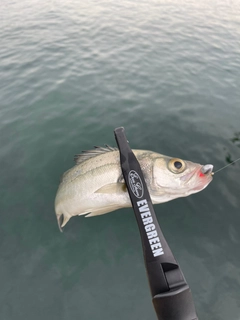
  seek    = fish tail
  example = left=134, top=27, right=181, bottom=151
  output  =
left=56, top=213, right=70, bottom=232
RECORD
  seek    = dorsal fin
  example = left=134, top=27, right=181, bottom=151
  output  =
left=74, top=145, right=118, bottom=164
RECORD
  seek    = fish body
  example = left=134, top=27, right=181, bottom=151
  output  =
left=55, top=146, right=213, bottom=230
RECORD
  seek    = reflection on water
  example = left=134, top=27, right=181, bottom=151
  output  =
left=224, top=132, right=240, bottom=164
left=231, top=132, right=240, bottom=145
left=225, top=152, right=234, bottom=164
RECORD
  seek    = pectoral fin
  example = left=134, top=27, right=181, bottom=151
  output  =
left=95, top=183, right=127, bottom=194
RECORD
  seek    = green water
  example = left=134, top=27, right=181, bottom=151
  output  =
left=1, top=0, right=240, bottom=319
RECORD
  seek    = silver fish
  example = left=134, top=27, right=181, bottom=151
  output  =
left=55, top=146, right=213, bottom=231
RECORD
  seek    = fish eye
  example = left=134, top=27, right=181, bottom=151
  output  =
left=174, top=161, right=182, bottom=169
left=168, top=158, right=186, bottom=173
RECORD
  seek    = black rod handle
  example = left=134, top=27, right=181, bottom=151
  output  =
left=114, top=127, right=198, bottom=320
left=114, top=127, right=176, bottom=264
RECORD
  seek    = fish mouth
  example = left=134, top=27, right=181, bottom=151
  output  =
left=194, top=164, right=214, bottom=191
left=200, top=164, right=214, bottom=175
left=180, top=164, right=214, bottom=186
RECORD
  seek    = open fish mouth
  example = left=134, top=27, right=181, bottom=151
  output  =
left=180, top=164, right=214, bottom=184
left=200, top=164, right=214, bottom=175
left=199, top=164, right=214, bottom=183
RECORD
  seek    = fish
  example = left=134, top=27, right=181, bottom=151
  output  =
left=55, top=146, right=213, bottom=231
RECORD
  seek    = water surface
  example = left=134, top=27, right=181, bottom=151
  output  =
left=1, top=0, right=240, bottom=319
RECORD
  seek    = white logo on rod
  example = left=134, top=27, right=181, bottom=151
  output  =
left=128, top=170, right=144, bottom=198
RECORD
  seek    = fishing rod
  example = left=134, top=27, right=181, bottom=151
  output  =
left=114, top=127, right=198, bottom=320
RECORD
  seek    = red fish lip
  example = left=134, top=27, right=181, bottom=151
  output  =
left=192, top=170, right=213, bottom=190
left=180, top=165, right=213, bottom=184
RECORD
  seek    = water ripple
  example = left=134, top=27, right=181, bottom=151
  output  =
left=1, top=1, right=240, bottom=319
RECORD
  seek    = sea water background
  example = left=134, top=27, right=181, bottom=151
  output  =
left=1, top=0, right=240, bottom=319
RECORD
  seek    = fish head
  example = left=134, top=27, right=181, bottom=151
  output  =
left=151, top=156, right=213, bottom=202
